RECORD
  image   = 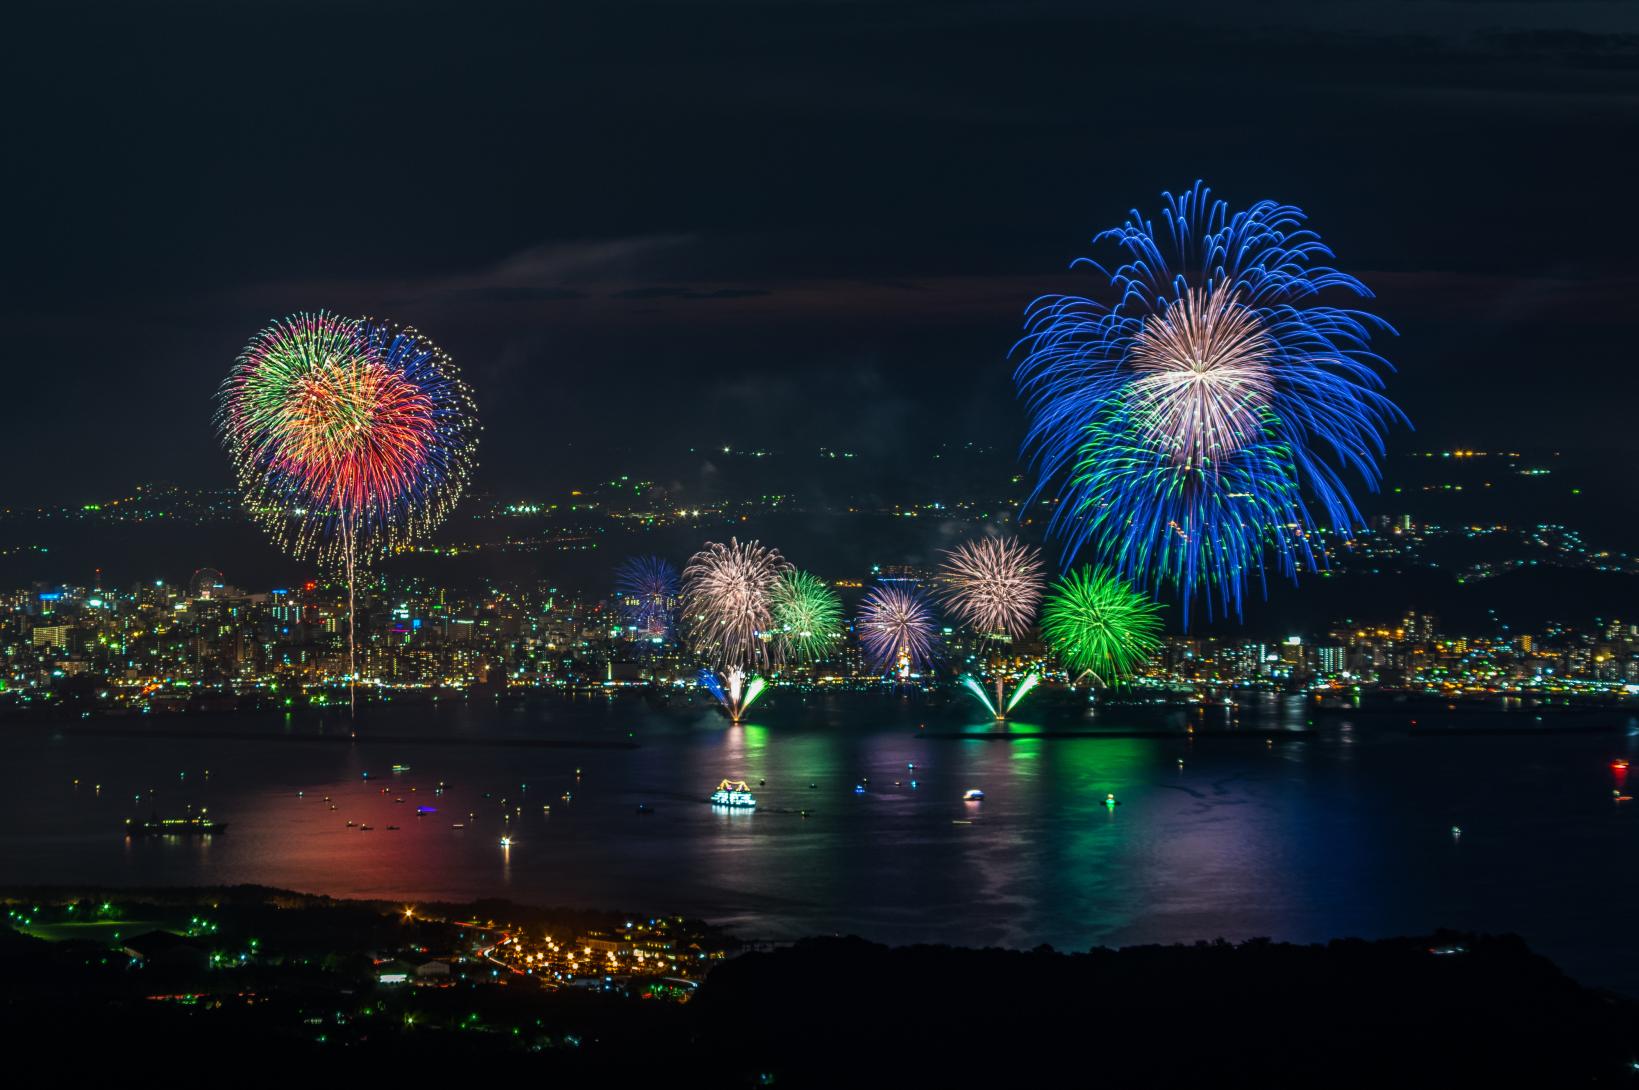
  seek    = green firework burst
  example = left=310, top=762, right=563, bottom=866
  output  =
left=1041, top=566, right=1163, bottom=685
left=770, top=570, right=844, bottom=662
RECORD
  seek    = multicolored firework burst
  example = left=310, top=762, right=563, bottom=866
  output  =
left=771, top=570, right=844, bottom=662
left=937, top=536, right=1045, bottom=639
left=1014, top=182, right=1405, bottom=622
left=856, top=583, right=939, bottom=675
left=1040, top=567, right=1163, bottom=686
left=613, top=555, right=680, bottom=640
left=218, top=311, right=477, bottom=712
left=680, top=538, right=791, bottom=668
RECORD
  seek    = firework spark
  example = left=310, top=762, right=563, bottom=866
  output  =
left=771, top=570, right=845, bottom=662
left=1128, top=283, right=1276, bottom=466
left=1015, top=182, right=1405, bottom=621
left=680, top=538, right=791, bottom=668
left=1040, top=567, right=1163, bottom=686
left=218, top=312, right=477, bottom=712
left=857, top=583, right=939, bottom=673
left=937, top=536, right=1045, bottom=639
left=613, top=555, right=680, bottom=640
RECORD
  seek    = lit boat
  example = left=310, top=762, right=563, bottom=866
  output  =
left=1613, top=760, right=1630, bottom=770
left=392, top=764, right=411, bottom=773
left=963, top=789, right=985, bottom=801
left=126, top=814, right=227, bottom=836
left=710, top=779, right=757, bottom=808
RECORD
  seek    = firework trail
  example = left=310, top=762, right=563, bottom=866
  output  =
left=937, top=536, right=1045, bottom=639
left=218, top=312, right=477, bottom=713
left=614, top=555, right=680, bottom=640
left=857, top=583, right=940, bottom=674
left=680, top=538, right=791, bottom=668
left=1014, top=182, right=1405, bottom=621
left=1040, top=566, right=1163, bottom=686
left=771, top=570, right=845, bottom=662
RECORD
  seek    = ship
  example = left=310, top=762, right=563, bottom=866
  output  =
left=710, top=779, right=757, bottom=808
left=125, top=814, right=227, bottom=836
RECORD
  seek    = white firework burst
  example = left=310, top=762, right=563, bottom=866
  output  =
left=1128, top=282, right=1276, bottom=467
left=857, top=583, right=939, bottom=671
left=937, top=536, right=1045, bottom=639
left=680, top=538, right=791, bottom=668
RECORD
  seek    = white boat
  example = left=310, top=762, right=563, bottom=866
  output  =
left=711, top=779, right=757, bottom=808
left=963, top=789, right=985, bottom=801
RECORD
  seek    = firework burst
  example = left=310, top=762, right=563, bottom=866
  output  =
left=856, top=583, right=939, bottom=674
left=770, top=570, right=844, bottom=662
left=613, top=555, right=680, bottom=640
left=680, top=538, right=791, bottom=668
left=937, top=536, right=1045, bottom=639
left=1015, top=182, right=1406, bottom=621
left=1040, top=567, right=1163, bottom=686
left=218, top=312, right=477, bottom=713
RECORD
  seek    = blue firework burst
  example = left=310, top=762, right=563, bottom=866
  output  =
left=1014, top=181, right=1407, bottom=621
left=613, top=555, right=680, bottom=640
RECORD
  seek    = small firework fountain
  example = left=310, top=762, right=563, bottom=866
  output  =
left=938, top=536, right=1045, bottom=720
left=218, top=312, right=477, bottom=717
left=681, top=538, right=789, bottom=721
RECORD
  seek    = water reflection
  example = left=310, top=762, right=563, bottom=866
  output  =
left=9, top=696, right=1639, bottom=992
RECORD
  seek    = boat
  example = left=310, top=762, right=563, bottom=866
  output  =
left=710, top=779, right=757, bottom=808
left=451, top=823, right=465, bottom=829
left=385, top=824, right=400, bottom=830
left=126, top=814, right=227, bottom=836
left=359, top=824, right=373, bottom=831
left=392, top=764, right=411, bottom=773
left=963, top=789, right=985, bottom=801
left=636, top=804, right=655, bottom=815
left=1613, top=759, right=1630, bottom=770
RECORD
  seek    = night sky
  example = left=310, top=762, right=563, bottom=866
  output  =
left=6, top=1, right=1637, bottom=508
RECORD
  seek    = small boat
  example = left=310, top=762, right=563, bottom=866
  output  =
left=963, top=789, right=985, bottom=802
left=126, top=814, right=227, bottom=836
left=416, top=805, right=436, bottom=814
left=359, top=824, right=373, bottom=831
left=1104, top=793, right=1120, bottom=808
left=1615, top=792, right=1633, bottom=803
left=711, top=779, right=757, bottom=808
left=346, top=820, right=356, bottom=827
left=1613, top=760, right=1630, bottom=770
left=392, top=764, right=411, bottom=773
left=451, top=823, right=465, bottom=829
left=852, top=784, right=866, bottom=795
left=636, top=804, right=655, bottom=815
left=385, top=824, right=400, bottom=831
